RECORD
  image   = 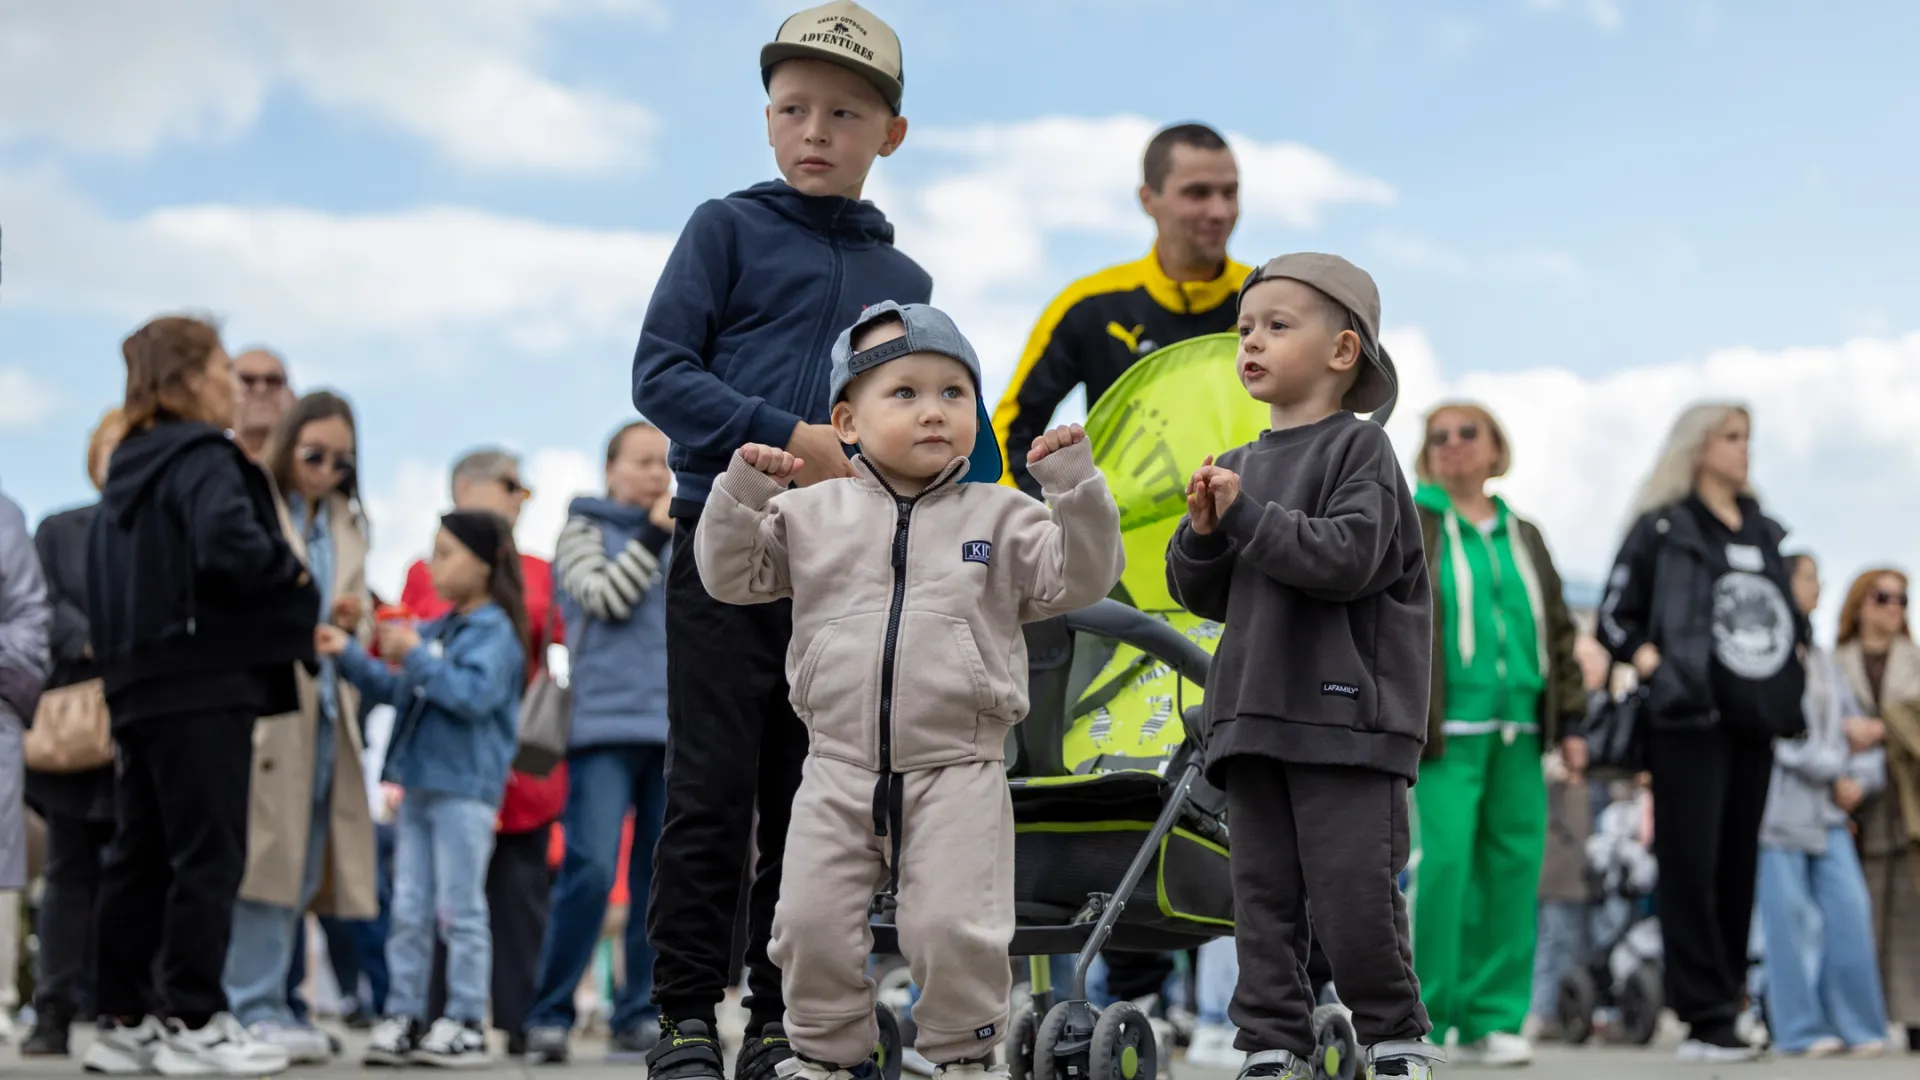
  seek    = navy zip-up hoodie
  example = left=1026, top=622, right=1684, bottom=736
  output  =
left=631, top=181, right=933, bottom=507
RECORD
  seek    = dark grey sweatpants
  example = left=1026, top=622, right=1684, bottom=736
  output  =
left=1222, top=756, right=1431, bottom=1057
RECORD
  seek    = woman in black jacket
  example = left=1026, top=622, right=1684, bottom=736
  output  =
left=83, top=315, right=319, bottom=1078
left=1597, top=402, right=1806, bottom=1063
left=20, top=410, right=127, bottom=1057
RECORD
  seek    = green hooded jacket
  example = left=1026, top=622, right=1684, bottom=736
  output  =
left=1414, top=483, right=1583, bottom=758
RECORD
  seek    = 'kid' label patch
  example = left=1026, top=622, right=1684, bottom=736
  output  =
left=1321, top=681, right=1361, bottom=700
left=962, top=540, right=993, bottom=565
left=974, top=1025, right=996, bottom=1040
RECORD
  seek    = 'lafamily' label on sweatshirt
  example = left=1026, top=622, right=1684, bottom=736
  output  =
left=1321, top=681, right=1361, bottom=699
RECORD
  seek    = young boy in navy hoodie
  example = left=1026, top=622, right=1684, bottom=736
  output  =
left=631, top=6, right=930, bottom=1080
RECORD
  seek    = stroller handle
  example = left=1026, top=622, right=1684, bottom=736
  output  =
left=1062, top=599, right=1210, bottom=691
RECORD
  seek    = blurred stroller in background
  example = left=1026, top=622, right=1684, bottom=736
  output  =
left=1556, top=778, right=1664, bottom=1046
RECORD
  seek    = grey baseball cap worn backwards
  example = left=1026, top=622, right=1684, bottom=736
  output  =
left=828, top=300, right=1004, bottom=484
left=1240, top=252, right=1400, bottom=417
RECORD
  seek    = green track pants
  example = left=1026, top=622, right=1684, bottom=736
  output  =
left=1409, top=727, right=1547, bottom=1043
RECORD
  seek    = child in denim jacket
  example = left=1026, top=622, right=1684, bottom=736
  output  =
left=321, top=510, right=529, bottom=1068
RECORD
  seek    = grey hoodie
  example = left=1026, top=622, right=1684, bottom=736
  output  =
left=1759, top=645, right=1856, bottom=854
left=0, top=492, right=51, bottom=724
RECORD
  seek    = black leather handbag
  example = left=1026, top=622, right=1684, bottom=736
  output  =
left=1582, top=686, right=1650, bottom=776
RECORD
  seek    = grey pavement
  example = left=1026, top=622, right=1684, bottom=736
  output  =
left=5, top=1026, right=1915, bottom=1079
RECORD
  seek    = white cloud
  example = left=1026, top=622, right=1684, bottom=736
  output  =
left=0, top=0, right=660, bottom=171
left=1, top=168, right=674, bottom=364
left=1524, top=0, right=1624, bottom=31
left=1381, top=328, right=1920, bottom=629
left=0, top=368, right=58, bottom=426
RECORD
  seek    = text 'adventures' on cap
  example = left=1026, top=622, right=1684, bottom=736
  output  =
left=762, top=1, right=904, bottom=113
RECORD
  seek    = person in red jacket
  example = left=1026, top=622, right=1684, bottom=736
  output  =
left=403, top=448, right=568, bottom=1056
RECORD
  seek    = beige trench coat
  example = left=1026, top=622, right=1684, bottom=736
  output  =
left=237, top=489, right=378, bottom=918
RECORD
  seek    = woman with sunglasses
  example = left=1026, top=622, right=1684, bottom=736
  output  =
left=221, top=391, right=380, bottom=1064
left=1406, top=402, right=1586, bottom=1066
left=1831, top=568, right=1920, bottom=1053
left=1597, top=403, right=1805, bottom=1063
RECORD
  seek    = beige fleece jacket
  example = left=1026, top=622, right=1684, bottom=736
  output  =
left=696, top=441, right=1124, bottom=772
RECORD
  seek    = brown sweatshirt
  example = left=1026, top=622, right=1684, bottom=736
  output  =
left=695, top=441, right=1124, bottom=772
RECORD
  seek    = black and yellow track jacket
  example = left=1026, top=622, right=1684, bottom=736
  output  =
left=993, top=248, right=1252, bottom=495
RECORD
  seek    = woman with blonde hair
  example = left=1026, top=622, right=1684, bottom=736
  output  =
left=20, top=410, right=128, bottom=1057
left=1830, top=567, right=1920, bottom=1053
left=1407, top=402, right=1586, bottom=1066
left=1597, top=403, right=1805, bottom=1063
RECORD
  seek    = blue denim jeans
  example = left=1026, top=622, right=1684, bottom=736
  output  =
left=1757, top=831, right=1889, bottom=1051
left=224, top=715, right=335, bottom=1028
left=526, top=745, right=667, bottom=1034
left=1196, top=937, right=1238, bottom=1025
left=1531, top=901, right=1594, bottom=1020
left=387, top=790, right=498, bottom=1022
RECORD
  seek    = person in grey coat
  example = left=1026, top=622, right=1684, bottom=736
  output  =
left=0, top=483, right=53, bottom=911
left=1753, top=553, right=1888, bottom=1056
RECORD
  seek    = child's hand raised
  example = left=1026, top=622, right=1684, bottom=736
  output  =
left=315, top=624, right=349, bottom=658
left=1027, top=423, right=1087, bottom=464
left=741, top=443, right=804, bottom=484
left=1186, top=456, right=1241, bottom=535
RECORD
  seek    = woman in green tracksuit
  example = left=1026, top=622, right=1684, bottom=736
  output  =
left=1409, top=403, right=1586, bottom=1066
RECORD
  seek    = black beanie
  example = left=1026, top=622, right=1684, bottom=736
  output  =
left=440, top=510, right=509, bottom=564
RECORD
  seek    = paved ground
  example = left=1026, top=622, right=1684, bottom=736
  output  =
left=5, top=1027, right=1915, bottom=1079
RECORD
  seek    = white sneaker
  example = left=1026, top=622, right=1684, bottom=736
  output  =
left=902, top=1048, right=939, bottom=1076
left=1461, top=1032, right=1532, bottom=1067
left=1676, top=1039, right=1760, bottom=1064
left=363, top=1016, right=418, bottom=1067
left=153, top=1014, right=291, bottom=1076
left=411, top=1018, right=490, bottom=1068
left=1187, top=1023, right=1247, bottom=1070
left=246, top=1021, right=334, bottom=1065
left=82, top=1016, right=168, bottom=1075
left=1369, top=1040, right=1444, bottom=1080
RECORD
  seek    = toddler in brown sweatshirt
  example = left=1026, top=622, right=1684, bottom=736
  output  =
left=696, top=301, right=1125, bottom=1080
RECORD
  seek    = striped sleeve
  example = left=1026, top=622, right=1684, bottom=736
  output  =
left=556, top=516, right=662, bottom=623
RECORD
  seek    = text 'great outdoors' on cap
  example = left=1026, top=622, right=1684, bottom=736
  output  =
left=761, top=1, right=904, bottom=113
left=828, top=301, right=1003, bottom=484
left=1239, top=252, right=1400, bottom=417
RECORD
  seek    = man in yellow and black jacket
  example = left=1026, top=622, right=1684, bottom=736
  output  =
left=994, top=122, right=1252, bottom=496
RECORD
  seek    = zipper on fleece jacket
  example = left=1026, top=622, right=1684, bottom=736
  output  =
left=867, top=463, right=961, bottom=901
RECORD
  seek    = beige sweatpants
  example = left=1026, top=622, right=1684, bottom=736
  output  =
left=771, top=755, right=1014, bottom=1068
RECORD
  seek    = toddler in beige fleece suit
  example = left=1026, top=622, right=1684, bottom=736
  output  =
left=696, top=301, right=1124, bottom=1080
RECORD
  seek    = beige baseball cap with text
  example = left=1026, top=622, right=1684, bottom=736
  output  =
left=761, top=1, right=904, bottom=113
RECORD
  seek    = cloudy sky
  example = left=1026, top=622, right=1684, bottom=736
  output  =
left=4, top=0, right=1918, bottom=632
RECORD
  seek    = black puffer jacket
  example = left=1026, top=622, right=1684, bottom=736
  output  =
left=86, top=420, right=318, bottom=726
left=1597, top=496, right=1805, bottom=736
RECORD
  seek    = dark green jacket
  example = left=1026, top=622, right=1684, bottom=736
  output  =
left=1418, top=505, right=1583, bottom=760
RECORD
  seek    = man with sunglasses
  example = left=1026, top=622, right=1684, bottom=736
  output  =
left=399, top=448, right=569, bottom=1056
left=232, top=349, right=296, bottom=462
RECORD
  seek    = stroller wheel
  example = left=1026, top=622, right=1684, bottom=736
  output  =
left=875, top=1003, right=903, bottom=1080
left=1033, top=1001, right=1097, bottom=1080
left=1006, top=1004, right=1040, bottom=1080
left=1556, top=968, right=1598, bottom=1046
left=1619, top=964, right=1663, bottom=1047
left=1090, top=1001, right=1158, bottom=1080
left=1308, top=1005, right=1358, bottom=1080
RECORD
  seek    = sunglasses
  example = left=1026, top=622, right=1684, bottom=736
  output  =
left=1426, top=423, right=1481, bottom=449
left=298, top=446, right=355, bottom=475
left=239, top=372, right=287, bottom=392
left=1871, top=590, right=1909, bottom=608
left=498, top=476, right=531, bottom=499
